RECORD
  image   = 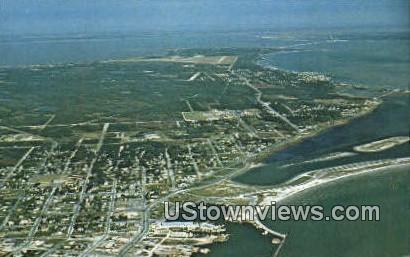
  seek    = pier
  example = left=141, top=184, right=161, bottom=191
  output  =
left=253, top=217, right=286, bottom=239
left=252, top=217, right=287, bottom=257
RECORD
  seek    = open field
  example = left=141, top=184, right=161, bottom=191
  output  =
left=103, top=55, right=238, bottom=66
left=0, top=47, right=390, bottom=256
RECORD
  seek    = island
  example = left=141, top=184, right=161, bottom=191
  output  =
left=0, top=47, right=407, bottom=256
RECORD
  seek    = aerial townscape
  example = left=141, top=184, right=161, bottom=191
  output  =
left=0, top=46, right=409, bottom=257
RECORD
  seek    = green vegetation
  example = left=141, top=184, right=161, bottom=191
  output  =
left=0, top=47, right=382, bottom=256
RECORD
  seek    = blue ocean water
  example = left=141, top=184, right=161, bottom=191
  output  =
left=260, top=32, right=410, bottom=89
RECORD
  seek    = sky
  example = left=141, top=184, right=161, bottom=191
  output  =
left=0, top=0, right=409, bottom=36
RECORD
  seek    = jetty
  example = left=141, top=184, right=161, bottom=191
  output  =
left=252, top=217, right=287, bottom=257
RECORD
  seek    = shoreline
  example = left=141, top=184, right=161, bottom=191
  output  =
left=230, top=97, right=382, bottom=175
left=194, top=47, right=409, bottom=257
left=193, top=159, right=410, bottom=257
left=353, top=136, right=410, bottom=153
left=259, top=157, right=410, bottom=206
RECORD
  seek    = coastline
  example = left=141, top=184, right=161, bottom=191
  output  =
left=232, top=94, right=382, bottom=169
left=259, top=157, right=410, bottom=205
left=195, top=55, right=409, bottom=256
